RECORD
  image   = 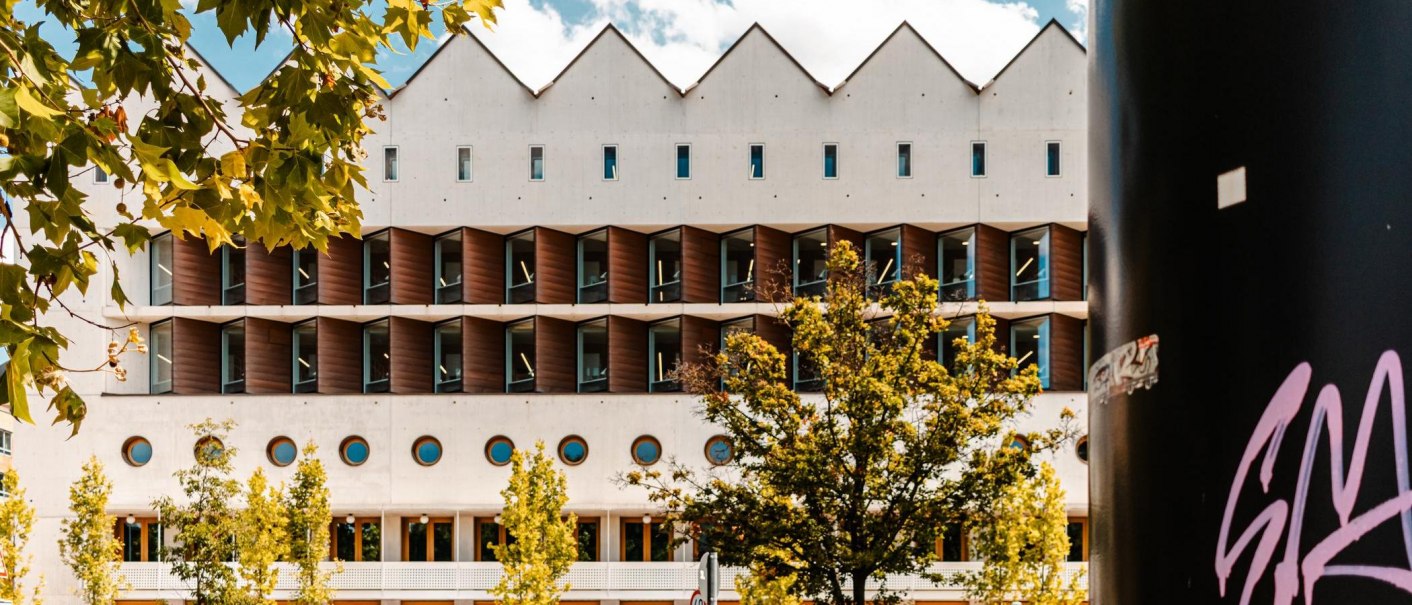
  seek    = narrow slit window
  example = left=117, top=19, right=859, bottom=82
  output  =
left=577, top=320, right=608, bottom=393
left=150, top=232, right=173, bottom=305
left=293, top=247, right=318, bottom=305
left=293, top=321, right=318, bottom=393
left=435, top=231, right=463, bottom=304
left=529, top=146, right=545, bottom=181
left=435, top=320, right=463, bottom=393
left=384, top=147, right=398, bottom=181
left=457, top=146, right=473, bottom=182
left=221, top=321, right=245, bottom=394
left=676, top=144, right=691, bottom=179
left=363, top=320, right=390, bottom=393
left=649, top=229, right=682, bottom=303
left=221, top=237, right=245, bottom=305
left=749, top=144, right=764, bottom=179
left=1047, top=141, right=1062, bottom=176
left=150, top=320, right=173, bottom=394
left=897, top=143, right=912, bottom=178
left=506, top=320, right=536, bottom=392
left=823, top=144, right=838, bottom=179
left=363, top=231, right=391, bottom=305
left=602, top=145, right=618, bottom=181
left=971, top=142, right=986, bottom=177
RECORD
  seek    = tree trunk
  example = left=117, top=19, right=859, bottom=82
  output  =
left=852, top=570, right=868, bottom=605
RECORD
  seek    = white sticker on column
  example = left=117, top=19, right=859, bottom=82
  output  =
left=1217, top=166, right=1247, bottom=209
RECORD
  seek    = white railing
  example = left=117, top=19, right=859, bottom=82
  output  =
left=119, top=561, right=1087, bottom=597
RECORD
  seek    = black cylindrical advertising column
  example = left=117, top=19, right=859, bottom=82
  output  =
left=1090, top=2, right=1412, bottom=604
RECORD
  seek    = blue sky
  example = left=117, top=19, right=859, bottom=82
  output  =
left=25, top=0, right=1087, bottom=92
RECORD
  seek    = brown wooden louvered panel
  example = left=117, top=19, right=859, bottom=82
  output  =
left=680, top=315, right=720, bottom=369
left=462, top=317, right=504, bottom=393
left=244, top=318, right=292, bottom=394
left=827, top=225, right=864, bottom=257
left=172, top=318, right=220, bottom=394
left=316, top=317, right=362, bottom=393
left=389, top=317, right=434, bottom=393
left=172, top=236, right=221, bottom=306
left=245, top=242, right=292, bottom=305
left=680, top=226, right=719, bottom=303
left=607, top=227, right=648, bottom=304
left=390, top=229, right=434, bottom=305
left=318, top=235, right=363, bottom=305
left=1049, top=224, right=1084, bottom=302
left=974, top=224, right=1010, bottom=303
left=753, top=226, right=791, bottom=303
left=462, top=228, right=504, bottom=305
left=900, top=224, right=937, bottom=281
left=607, top=316, right=647, bottom=393
left=534, top=317, right=575, bottom=393
left=535, top=227, right=576, bottom=304
left=1048, top=314, right=1084, bottom=392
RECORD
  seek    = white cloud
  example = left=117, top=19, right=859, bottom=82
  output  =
left=467, top=0, right=1061, bottom=91
left=1065, top=0, right=1089, bottom=43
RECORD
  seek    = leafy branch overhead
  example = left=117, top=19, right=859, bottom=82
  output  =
left=627, top=242, right=1078, bottom=605
left=0, top=0, right=503, bottom=431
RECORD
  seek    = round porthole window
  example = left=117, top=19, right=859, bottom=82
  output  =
left=340, top=436, right=371, bottom=466
left=558, top=435, right=588, bottom=466
left=486, top=436, right=515, bottom=466
left=413, top=436, right=443, bottom=466
left=1076, top=435, right=1089, bottom=464
left=631, top=436, right=662, bottom=466
left=1007, top=434, right=1031, bottom=452
left=267, top=437, right=298, bottom=467
left=704, top=435, right=734, bottom=466
left=123, top=437, right=153, bottom=467
left=194, top=436, right=225, bottom=464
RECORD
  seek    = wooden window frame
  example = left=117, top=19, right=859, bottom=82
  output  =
left=329, top=517, right=382, bottom=562
left=475, top=518, right=509, bottom=561
left=400, top=516, right=454, bottom=562
left=1068, top=517, right=1089, bottom=562
left=620, top=517, right=671, bottom=562
left=574, top=516, right=600, bottom=562
left=115, top=517, right=161, bottom=562
left=934, top=522, right=969, bottom=562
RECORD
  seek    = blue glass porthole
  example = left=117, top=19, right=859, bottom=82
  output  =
left=704, top=435, right=734, bottom=466
left=341, top=436, right=370, bottom=466
left=631, top=436, right=662, bottom=466
left=268, top=437, right=298, bottom=467
left=194, top=436, right=224, bottom=464
left=413, top=436, right=443, bottom=466
left=123, top=437, right=153, bottom=467
left=558, top=436, right=588, bottom=466
left=486, top=436, right=515, bottom=466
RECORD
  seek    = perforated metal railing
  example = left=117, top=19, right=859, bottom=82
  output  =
left=118, top=561, right=1087, bottom=596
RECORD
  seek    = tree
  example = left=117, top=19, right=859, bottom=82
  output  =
left=963, top=462, right=1086, bottom=605
left=628, top=242, right=1074, bottom=605
left=0, top=468, right=43, bottom=605
left=153, top=418, right=242, bottom=605
left=0, top=0, right=502, bottom=435
left=286, top=442, right=336, bottom=605
left=736, top=565, right=802, bottom=605
left=238, top=467, right=290, bottom=604
left=490, top=441, right=578, bottom=605
left=58, top=456, right=126, bottom=605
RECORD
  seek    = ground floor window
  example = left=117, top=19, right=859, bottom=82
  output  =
left=331, top=517, right=381, bottom=561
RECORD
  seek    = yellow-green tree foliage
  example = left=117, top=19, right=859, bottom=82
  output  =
left=491, top=441, right=578, bottom=605
left=238, top=467, right=290, bottom=604
left=153, top=418, right=242, bottom=605
left=737, top=566, right=802, bottom=605
left=0, top=0, right=503, bottom=436
left=630, top=242, right=1072, bottom=605
left=0, top=468, right=43, bottom=605
left=286, top=442, right=337, bottom=605
left=964, top=462, right=1086, bottom=605
left=59, top=456, right=126, bottom=605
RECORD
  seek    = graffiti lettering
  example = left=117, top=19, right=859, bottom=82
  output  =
left=1215, top=351, right=1412, bottom=604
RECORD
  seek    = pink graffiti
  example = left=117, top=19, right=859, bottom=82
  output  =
left=1215, top=350, right=1412, bottom=605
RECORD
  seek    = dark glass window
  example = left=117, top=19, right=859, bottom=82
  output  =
left=1011, top=316, right=1051, bottom=389
left=1011, top=227, right=1051, bottom=301
left=363, top=320, right=390, bottom=393
left=971, top=141, right=986, bottom=176
left=333, top=519, right=382, bottom=561
left=150, top=233, right=173, bottom=305
left=577, top=519, right=600, bottom=561
left=793, top=228, right=828, bottom=297
left=506, top=231, right=536, bottom=304
left=293, top=321, right=318, bottom=393
left=749, top=144, right=764, bottom=179
left=1047, top=141, right=1062, bottom=176
left=602, top=145, right=618, bottom=180
left=676, top=144, right=691, bottom=179
left=457, top=146, right=473, bottom=181
left=506, top=321, right=535, bottom=392
left=823, top=144, right=838, bottom=179
left=529, top=146, right=544, bottom=181
left=721, top=229, right=755, bottom=303
left=119, top=519, right=162, bottom=562
left=939, top=316, right=976, bottom=369
left=649, top=318, right=681, bottom=392
left=578, top=320, right=608, bottom=393
left=650, top=229, right=682, bottom=303
left=865, top=228, right=901, bottom=298
left=435, top=231, right=463, bottom=304
left=150, top=321, right=173, bottom=394
left=293, top=247, right=318, bottom=305
left=405, top=518, right=453, bottom=562
left=938, top=522, right=966, bottom=561
left=1067, top=519, right=1087, bottom=561
left=384, top=147, right=398, bottom=181
left=939, top=227, right=976, bottom=301
left=435, top=320, right=463, bottom=393
left=623, top=520, right=670, bottom=562
left=897, top=142, right=912, bottom=177
left=221, top=237, right=245, bottom=305
left=577, top=230, right=608, bottom=304
left=221, top=321, right=245, bottom=394
left=364, top=231, right=390, bottom=304
left=793, top=351, right=823, bottom=392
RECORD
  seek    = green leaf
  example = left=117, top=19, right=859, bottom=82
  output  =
left=0, top=89, right=18, bottom=129
left=15, top=86, right=63, bottom=119
left=6, top=340, right=33, bottom=424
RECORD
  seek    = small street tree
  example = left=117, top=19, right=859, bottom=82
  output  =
left=286, top=442, right=336, bottom=605
left=153, top=418, right=242, bottom=605
left=238, top=467, right=290, bottom=604
left=0, top=468, right=43, bottom=605
left=629, top=242, right=1074, bottom=605
left=963, top=462, right=1086, bottom=605
left=490, top=441, right=578, bottom=605
left=736, top=565, right=802, bottom=605
left=58, top=456, right=126, bottom=605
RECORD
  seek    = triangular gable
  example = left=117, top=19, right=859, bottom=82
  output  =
left=981, top=19, right=1086, bottom=89
left=834, top=22, right=979, bottom=94
left=685, top=23, right=831, bottom=94
left=537, top=23, right=681, bottom=96
left=388, top=26, right=537, bottom=98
